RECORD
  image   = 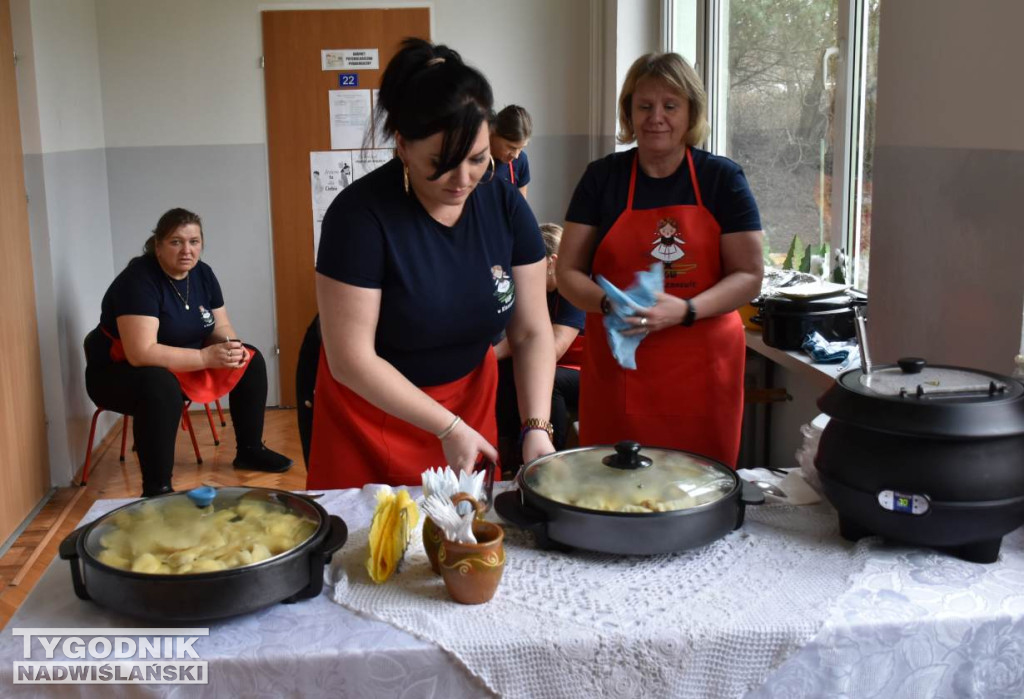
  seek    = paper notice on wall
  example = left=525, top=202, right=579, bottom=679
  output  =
left=310, top=151, right=353, bottom=260
left=353, top=149, right=393, bottom=179
left=322, top=48, right=380, bottom=71
left=329, top=89, right=371, bottom=150
left=371, top=89, right=395, bottom=149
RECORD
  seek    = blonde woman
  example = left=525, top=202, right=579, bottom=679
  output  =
left=557, top=53, right=764, bottom=467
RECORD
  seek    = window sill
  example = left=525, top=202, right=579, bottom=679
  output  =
left=744, top=329, right=851, bottom=392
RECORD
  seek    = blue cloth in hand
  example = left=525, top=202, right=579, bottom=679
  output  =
left=595, top=263, right=664, bottom=370
left=801, top=331, right=857, bottom=364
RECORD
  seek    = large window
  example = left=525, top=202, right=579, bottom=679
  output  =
left=670, top=0, right=880, bottom=289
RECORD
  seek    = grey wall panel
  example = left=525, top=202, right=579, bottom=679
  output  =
left=517, top=134, right=592, bottom=227
left=868, top=145, right=1024, bottom=374
left=38, top=148, right=118, bottom=485
left=105, top=144, right=279, bottom=405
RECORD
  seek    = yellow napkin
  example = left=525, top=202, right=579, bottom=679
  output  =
left=366, top=487, right=420, bottom=584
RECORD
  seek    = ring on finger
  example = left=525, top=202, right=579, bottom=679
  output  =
left=640, top=316, right=648, bottom=327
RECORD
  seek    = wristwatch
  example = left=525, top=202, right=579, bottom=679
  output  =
left=681, top=299, right=698, bottom=327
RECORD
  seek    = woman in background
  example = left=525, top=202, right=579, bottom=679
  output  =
left=489, top=104, right=532, bottom=198
left=495, top=223, right=584, bottom=473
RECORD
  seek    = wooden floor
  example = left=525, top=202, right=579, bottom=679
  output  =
left=0, top=407, right=306, bottom=628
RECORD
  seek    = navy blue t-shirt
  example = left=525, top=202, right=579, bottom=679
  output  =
left=565, top=147, right=761, bottom=245
left=316, top=157, right=545, bottom=387
left=100, top=255, right=223, bottom=349
left=491, top=150, right=531, bottom=188
left=548, top=290, right=584, bottom=331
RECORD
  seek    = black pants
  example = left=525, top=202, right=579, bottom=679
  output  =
left=85, top=346, right=268, bottom=493
left=495, top=358, right=580, bottom=475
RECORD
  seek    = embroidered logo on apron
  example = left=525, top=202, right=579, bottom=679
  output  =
left=650, top=217, right=685, bottom=262
left=651, top=217, right=699, bottom=278
left=199, top=305, right=215, bottom=327
left=491, top=265, right=515, bottom=314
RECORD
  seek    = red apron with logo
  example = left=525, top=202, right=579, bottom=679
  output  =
left=306, top=347, right=499, bottom=489
left=578, top=149, right=746, bottom=467
left=103, top=327, right=251, bottom=404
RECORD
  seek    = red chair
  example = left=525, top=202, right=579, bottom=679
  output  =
left=80, top=403, right=216, bottom=486
left=203, top=399, right=227, bottom=445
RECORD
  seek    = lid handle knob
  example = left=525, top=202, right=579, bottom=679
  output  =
left=898, top=357, right=927, bottom=374
left=602, top=440, right=653, bottom=470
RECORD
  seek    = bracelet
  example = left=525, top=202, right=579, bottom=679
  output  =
left=600, top=294, right=612, bottom=316
left=435, top=415, right=462, bottom=440
left=520, top=418, right=554, bottom=442
left=681, top=298, right=698, bottom=327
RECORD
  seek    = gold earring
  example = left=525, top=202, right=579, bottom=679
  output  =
left=403, top=163, right=410, bottom=194
left=482, top=156, right=496, bottom=183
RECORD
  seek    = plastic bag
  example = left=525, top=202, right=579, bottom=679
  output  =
left=795, top=414, right=829, bottom=493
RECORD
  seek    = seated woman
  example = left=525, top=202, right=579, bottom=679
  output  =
left=489, top=105, right=532, bottom=198
left=495, top=223, right=584, bottom=473
left=85, top=208, right=291, bottom=497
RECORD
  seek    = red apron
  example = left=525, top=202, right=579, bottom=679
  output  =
left=103, top=327, right=251, bottom=404
left=306, top=347, right=499, bottom=489
left=578, top=149, right=746, bottom=467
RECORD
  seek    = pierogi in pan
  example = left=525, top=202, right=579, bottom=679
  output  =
left=96, top=497, right=317, bottom=574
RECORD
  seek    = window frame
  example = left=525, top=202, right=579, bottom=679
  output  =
left=670, top=0, right=877, bottom=287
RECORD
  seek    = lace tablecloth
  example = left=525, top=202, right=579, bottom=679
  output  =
left=2, top=487, right=1022, bottom=698
left=330, top=485, right=867, bottom=699
left=747, top=525, right=1024, bottom=698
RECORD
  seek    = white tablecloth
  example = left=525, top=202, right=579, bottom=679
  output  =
left=330, top=485, right=865, bottom=699
left=1, top=488, right=1022, bottom=698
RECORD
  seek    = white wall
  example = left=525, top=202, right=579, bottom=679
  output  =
left=27, top=0, right=107, bottom=152
left=12, top=0, right=116, bottom=487
left=613, top=0, right=660, bottom=150
left=867, top=0, right=1024, bottom=373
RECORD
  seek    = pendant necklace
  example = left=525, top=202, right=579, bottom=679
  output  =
left=167, top=274, right=190, bottom=310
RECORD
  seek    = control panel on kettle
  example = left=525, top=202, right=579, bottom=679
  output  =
left=877, top=490, right=930, bottom=515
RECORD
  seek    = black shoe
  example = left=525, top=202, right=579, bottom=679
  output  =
left=233, top=445, right=293, bottom=473
left=142, top=484, right=174, bottom=498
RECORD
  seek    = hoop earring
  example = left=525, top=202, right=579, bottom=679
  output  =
left=482, top=156, right=496, bottom=184
left=403, top=163, right=410, bottom=195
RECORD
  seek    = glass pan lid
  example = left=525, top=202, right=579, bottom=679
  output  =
left=523, top=442, right=735, bottom=514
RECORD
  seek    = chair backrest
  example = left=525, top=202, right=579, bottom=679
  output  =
left=295, top=314, right=321, bottom=465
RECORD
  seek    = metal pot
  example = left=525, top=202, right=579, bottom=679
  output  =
left=752, top=292, right=867, bottom=350
left=815, top=358, right=1024, bottom=563
left=495, top=441, right=764, bottom=555
left=59, top=487, right=348, bottom=621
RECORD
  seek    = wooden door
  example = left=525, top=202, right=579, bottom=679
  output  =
left=262, top=8, right=430, bottom=404
left=0, top=0, right=50, bottom=542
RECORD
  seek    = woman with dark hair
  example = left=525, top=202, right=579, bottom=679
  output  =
left=557, top=53, right=764, bottom=467
left=489, top=104, right=533, bottom=197
left=85, top=208, right=291, bottom=497
left=308, top=38, right=556, bottom=489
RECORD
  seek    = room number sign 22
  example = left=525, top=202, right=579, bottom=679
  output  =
left=338, top=73, right=359, bottom=87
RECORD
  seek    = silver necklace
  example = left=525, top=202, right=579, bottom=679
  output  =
left=167, top=274, right=190, bottom=310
